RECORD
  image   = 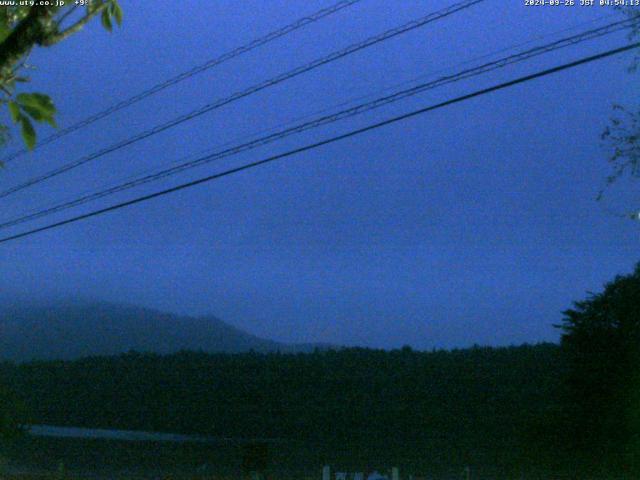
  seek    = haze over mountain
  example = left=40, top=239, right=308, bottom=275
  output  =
left=0, top=301, right=330, bottom=362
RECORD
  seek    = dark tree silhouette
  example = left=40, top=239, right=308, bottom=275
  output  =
left=557, top=263, right=640, bottom=470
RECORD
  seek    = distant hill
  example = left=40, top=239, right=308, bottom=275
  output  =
left=0, top=301, right=330, bottom=361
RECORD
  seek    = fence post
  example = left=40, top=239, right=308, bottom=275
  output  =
left=391, top=467, right=399, bottom=480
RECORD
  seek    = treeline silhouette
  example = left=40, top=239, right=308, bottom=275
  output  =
left=0, top=344, right=561, bottom=443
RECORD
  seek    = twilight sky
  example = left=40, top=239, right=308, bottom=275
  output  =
left=0, top=0, right=638, bottom=349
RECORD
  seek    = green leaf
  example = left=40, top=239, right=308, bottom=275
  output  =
left=112, top=1, right=123, bottom=26
left=8, top=101, right=20, bottom=123
left=20, top=104, right=49, bottom=123
left=101, top=8, right=112, bottom=32
left=16, top=92, right=55, bottom=116
left=15, top=92, right=56, bottom=128
left=0, top=124, right=10, bottom=154
left=19, top=116, right=36, bottom=150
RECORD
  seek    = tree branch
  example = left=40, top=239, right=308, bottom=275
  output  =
left=42, top=3, right=109, bottom=46
left=54, top=5, right=79, bottom=30
left=0, top=6, right=59, bottom=78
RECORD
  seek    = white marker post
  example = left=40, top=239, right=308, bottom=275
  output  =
left=391, top=467, right=400, bottom=480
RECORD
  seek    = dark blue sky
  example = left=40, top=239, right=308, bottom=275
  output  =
left=1, top=0, right=638, bottom=349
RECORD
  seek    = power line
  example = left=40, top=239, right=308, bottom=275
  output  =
left=0, top=0, right=485, bottom=199
left=0, top=0, right=364, bottom=165
left=0, top=16, right=635, bottom=231
left=1, top=42, right=637, bottom=245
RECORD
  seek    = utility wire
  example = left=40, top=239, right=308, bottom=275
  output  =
left=7, top=9, right=624, bottom=225
left=1, top=42, right=637, bottom=245
left=0, top=0, right=364, bottom=164
left=0, top=0, right=485, bottom=200
left=0, top=17, right=635, bottom=231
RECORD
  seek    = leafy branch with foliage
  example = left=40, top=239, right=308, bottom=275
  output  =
left=0, top=0, right=122, bottom=444
left=600, top=103, right=639, bottom=197
left=599, top=7, right=639, bottom=206
left=0, top=0, right=122, bottom=153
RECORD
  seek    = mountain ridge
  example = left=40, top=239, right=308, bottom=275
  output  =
left=0, top=301, right=332, bottom=361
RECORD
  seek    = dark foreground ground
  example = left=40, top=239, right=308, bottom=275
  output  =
left=2, top=435, right=636, bottom=480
